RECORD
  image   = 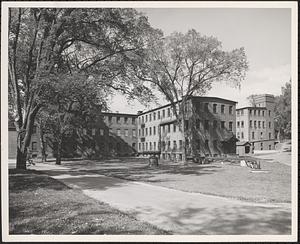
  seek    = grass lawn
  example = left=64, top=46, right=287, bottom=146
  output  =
left=60, top=156, right=291, bottom=204
left=9, top=169, right=169, bottom=235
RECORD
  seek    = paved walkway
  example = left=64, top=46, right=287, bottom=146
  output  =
left=31, top=162, right=291, bottom=235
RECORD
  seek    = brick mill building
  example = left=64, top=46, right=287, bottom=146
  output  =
left=136, top=96, right=238, bottom=160
left=235, top=94, right=276, bottom=154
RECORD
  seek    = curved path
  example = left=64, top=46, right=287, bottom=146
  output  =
left=32, top=162, right=291, bottom=235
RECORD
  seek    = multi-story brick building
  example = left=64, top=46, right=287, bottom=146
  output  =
left=236, top=94, right=275, bottom=151
left=137, top=96, right=238, bottom=161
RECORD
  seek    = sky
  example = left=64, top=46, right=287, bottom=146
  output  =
left=109, top=8, right=291, bottom=113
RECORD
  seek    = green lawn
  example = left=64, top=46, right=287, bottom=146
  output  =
left=9, top=169, right=169, bottom=235
left=60, top=156, right=291, bottom=203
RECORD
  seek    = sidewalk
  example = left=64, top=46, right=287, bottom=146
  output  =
left=31, top=162, right=291, bottom=235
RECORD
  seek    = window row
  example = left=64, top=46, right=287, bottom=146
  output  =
left=249, top=120, right=272, bottom=129
left=138, top=140, right=184, bottom=151
left=106, top=116, right=136, bottom=125
left=201, top=103, right=233, bottom=115
left=82, top=128, right=137, bottom=137
left=194, top=119, right=233, bottom=132
left=139, top=107, right=174, bottom=124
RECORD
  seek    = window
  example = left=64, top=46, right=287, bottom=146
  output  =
left=145, top=128, right=148, bottom=136
left=221, top=121, right=225, bottom=129
left=153, top=126, right=156, bottom=135
left=142, top=116, right=144, bottom=123
left=221, top=105, right=225, bottom=114
left=149, top=127, right=152, bottom=136
left=173, top=140, right=177, bottom=150
left=179, top=140, right=183, bottom=149
left=108, top=116, right=112, bottom=123
left=32, top=142, right=37, bottom=151
left=117, top=129, right=121, bottom=136
left=162, top=109, right=165, bottom=118
left=237, top=121, right=240, bottom=128
left=263, top=121, right=265, bottom=128
left=254, top=110, right=256, bottom=116
left=158, top=111, right=160, bottom=119
left=173, top=124, right=176, bottom=132
left=100, top=129, right=104, bottom=136
left=204, top=120, right=209, bottom=130
left=229, top=106, right=233, bottom=115
left=237, top=132, right=240, bottom=139
left=142, top=143, right=145, bottom=151
left=229, top=121, right=233, bottom=131
left=262, top=111, right=265, bottom=116
left=162, top=125, right=165, bottom=133
left=254, top=121, right=257, bottom=128
left=150, top=142, right=152, bottom=150
left=258, top=121, right=261, bottom=128
left=146, top=142, right=148, bottom=151
left=124, top=117, right=128, bottom=124
left=153, top=142, right=156, bottom=150
left=145, top=115, right=148, bottom=122
left=269, top=133, right=271, bottom=139
left=261, top=142, right=263, bottom=150
left=92, top=128, right=96, bottom=136
left=138, top=129, right=141, bottom=136
left=205, top=103, right=209, bottom=112
left=260, top=132, right=263, bottom=139
left=269, top=122, right=271, bottom=128
left=196, top=119, right=200, bottom=129
left=149, top=114, right=152, bottom=121
left=139, top=117, right=141, bottom=124
left=241, top=121, right=244, bottom=128
left=213, top=120, right=217, bottom=129
left=168, top=108, right=171, bottom=117
left=153, top=112, right=156, bottom=120
left=252, top=132, right=255, bottom=139
left=241, top=132, right=244, bottom=139
left=139, top=143, right=141, bottom=150
left=132, top=118, right=136, bottom=124
left=269, top=145, right=272, bottom=150
left=117, top=117, right=120, bottom=124
left=258, top=110, right=260, bottom=116
left=213, top=104, right=217, bottom=113
left=237, top=110, right=240, bottom=116
left=241, top=109, right=244, bottom=115
left=142, top=128, right=144, bottom=136
left=269, top=110, right=271, bottom=116
left=249, top=110, right=252, bottom=115
left=250, top=120, right=252, bottom=128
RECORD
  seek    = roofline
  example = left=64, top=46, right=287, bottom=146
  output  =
left=236, top=106, right=267, bottom=110
left=138, top=96, right=237, bottom=116
left=102, top=112, right=137, bottom=117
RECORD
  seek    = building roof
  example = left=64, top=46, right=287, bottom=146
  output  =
left=236, top=141, right=252, bottom=146
left=236, top=106, right=267, bottom=111
left=101, top=112, right=137, bottom=117
left=138, top=96, right=237, bottom=116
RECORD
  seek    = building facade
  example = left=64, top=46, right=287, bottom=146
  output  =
left=236, top=94, right=276, bottom=151
left=137, top=96, right=238, bottom=160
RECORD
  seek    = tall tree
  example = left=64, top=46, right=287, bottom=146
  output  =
left=274, top=80, right=291, bottom=140
left=129, top=29, right=248, bottom=161
left=8, top=8, right=159, bottom=169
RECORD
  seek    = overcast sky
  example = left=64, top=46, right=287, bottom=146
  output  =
left=109, top=8, right=291, bottom=113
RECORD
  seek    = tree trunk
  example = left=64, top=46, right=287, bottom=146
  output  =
left=16, top=147, right=27, bottom=169
left=38, top=124, right=47, bottom=162
left=56, top=138, right=62, bottom=165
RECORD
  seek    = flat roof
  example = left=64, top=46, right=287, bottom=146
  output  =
left=102, top=112, right=137, bottom=117
left=138, top=96, right=237, bottom=116
left=236, top=106, right=267, bottom=111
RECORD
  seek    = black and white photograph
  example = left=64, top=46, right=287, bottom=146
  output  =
left=1, top=1, right=298, bottom=242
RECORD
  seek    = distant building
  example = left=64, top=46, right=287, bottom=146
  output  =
left=236, top=94, right=276, bottom=151
left=137, top=96, right=238, bottom=161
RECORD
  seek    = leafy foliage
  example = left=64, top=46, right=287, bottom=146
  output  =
left=274, top=80, right=291, bottom=139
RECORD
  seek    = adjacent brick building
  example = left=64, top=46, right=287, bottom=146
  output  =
left=236, top=94, right=276, bottom=151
